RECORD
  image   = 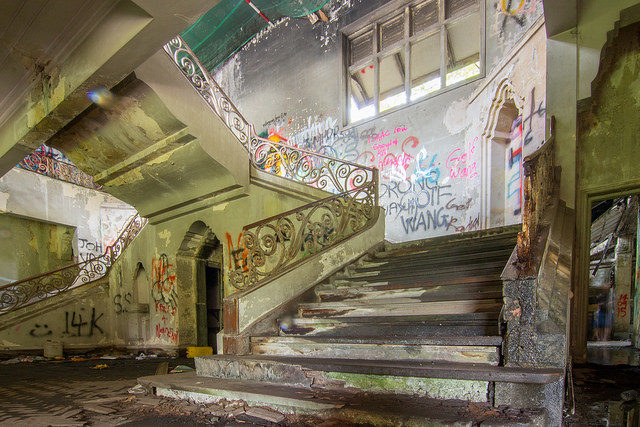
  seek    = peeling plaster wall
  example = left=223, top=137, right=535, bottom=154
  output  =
left=0, top=167, right=136, bottom=281
left=213, top=0, right=546, bottom=243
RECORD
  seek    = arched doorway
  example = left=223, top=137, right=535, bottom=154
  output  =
left=481, top=81, right=523, bottom=228
left=176, top=221, right=223, bottom=351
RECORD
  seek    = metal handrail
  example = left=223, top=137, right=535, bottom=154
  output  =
left=163, top=35, right=380, bottom=291
left=0, top=214, right=147, bottom=313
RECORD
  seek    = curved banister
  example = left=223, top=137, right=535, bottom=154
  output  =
left=163, top=36, right=376, bottom=195
left=163, top=35, right=380, bottom=292
left=0, top=214, right=147, bottom=314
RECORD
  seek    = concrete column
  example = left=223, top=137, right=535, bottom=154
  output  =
left=613, top=235, right=633, bottom=339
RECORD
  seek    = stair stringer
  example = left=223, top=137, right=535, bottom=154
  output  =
left=0, top=278, right=110, bottom=352
left=223, top=208, right=386, bottom=354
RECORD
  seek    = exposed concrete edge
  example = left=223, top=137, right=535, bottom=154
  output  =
left=227, top=207, right=385, bottom=341
left=250, top=166, right=330, bottom=204
left=139, top=372, right=343, bottom=412
left=0, top=278, right=109, bottom=332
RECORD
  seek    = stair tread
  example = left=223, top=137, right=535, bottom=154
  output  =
left=251, top=335, right=503, bottom=346
left=358, top=248, right=514, bottom=271
left=344, top=260, right=507, bottom=280
left=197, top=355, right=563, bottom=384
left=317, top=284, right=502, bottom=303
left=330, top=275, right=502, bottom=291
left=302, top=296, right=503, bottom=308
left=281, top=312, right=500, bottom=324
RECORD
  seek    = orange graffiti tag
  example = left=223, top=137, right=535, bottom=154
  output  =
left=152, top=254, right=175, bottom=293
left=226, top=232, right=249, bottom=272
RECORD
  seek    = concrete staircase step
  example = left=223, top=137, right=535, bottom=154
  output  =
left=297, top=299, right=502, bottom=318
left=138, top=372, right=344, bottom=413
left=316, top=283, right=503, bottom=303
left=358, top=247, right=514, bottom=273
left=280, top=312, right=500, bottom=327
left=249, top=336, right=501, bottom=365
left=330, top=274, right=501, bottom=290
left=139, top=370, right=549, bottom=424
left=252, top=335, right=503, bottom=346
left=195, top=354, right=563, bottom=385
left=340, top=260, right=508, bottom=282
left=279, top=318, right=499, bottom=337
left=376, top=230, right=518, bottom=260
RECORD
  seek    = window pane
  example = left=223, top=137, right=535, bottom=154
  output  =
left=411, top=0, right=438, bottom=36
left=446, top=0, right=477, bottom=18
left=410, top=33, right=441, bottom=100
left=350, top=30, right=373, bottom=65
left=379, top=51, right=406, bottom=112
left=350, top=96, right=375, bottom=122
left=445, top=12, right=480, bottom=85
left=349, top=63, right=375, bottom=123
left=379, top=14, right=404, bottom=52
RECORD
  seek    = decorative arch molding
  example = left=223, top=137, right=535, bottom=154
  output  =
left=480, top=78, right=524, bottom=229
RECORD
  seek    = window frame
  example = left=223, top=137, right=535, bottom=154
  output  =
left=340, top=0, right=486, bottom=128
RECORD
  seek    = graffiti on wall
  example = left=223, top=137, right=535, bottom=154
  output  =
left=259, top=114, right=482, bottom=241
left=226, top=232, right=248, bottom=273
left=112, top=264, right=133, bottom=314
left=498, top=0, right=538, bottom=36
left=151, top=254, right=178, bottom=345
left=63, top=308, right=104, bottom=337
left=26, top=307, right=104, bottom=338
left=78, top=238, right=102, bottom=261
left=151, top=254, right=177, bottom=308
left=617, top=293, right=629, bottom=318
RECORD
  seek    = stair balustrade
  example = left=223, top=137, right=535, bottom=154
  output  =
left=164, top=36, right=379, bottom=290
left=0, top=214, right=147, bottom=314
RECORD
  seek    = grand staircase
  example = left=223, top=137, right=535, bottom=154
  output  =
left=140, top=226, right=562, bottom=424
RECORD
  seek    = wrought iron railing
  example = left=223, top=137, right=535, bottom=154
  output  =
left=0, top=214, right=147, bottom=314
left=17, top=151, right=101, bottom=190
left=164, top=36, right=379, bottom=290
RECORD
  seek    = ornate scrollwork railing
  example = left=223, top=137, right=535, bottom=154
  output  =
left=164, top=37, right=253, bottom=148
left=17, top=151, right=100, bottom=190
left=0, top=214, right=147, bottom=314
left=163, top=36, right=376, bottom=197
left=163, top=35, right=379, bottom=291
left=231, top=175, right=378, bottom=289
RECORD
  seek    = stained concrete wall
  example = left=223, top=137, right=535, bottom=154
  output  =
left=0, top=167, right=136, bottom=284
left=574, top=16, right=640, bottom=359
left=0, top=280, right=112, bottom=352
left=0, top=213, right=74, bottom=284
left=213, top=0, right=547, bottom=243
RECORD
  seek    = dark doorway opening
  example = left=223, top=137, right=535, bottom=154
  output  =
left=205, top=265, right=222, bottom=351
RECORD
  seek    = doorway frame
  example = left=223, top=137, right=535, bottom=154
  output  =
left=572, top=180, right=640, bottom=362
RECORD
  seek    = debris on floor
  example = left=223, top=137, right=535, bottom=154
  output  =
left=90, top=364, right=109, bottom=370
left=170, top=364, right=195, bottom=373
left=186, top=346, right=213, bottom=358
left=128, top=384, right=148, bottom=395
left=135, top=352, right=159, bottom=360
